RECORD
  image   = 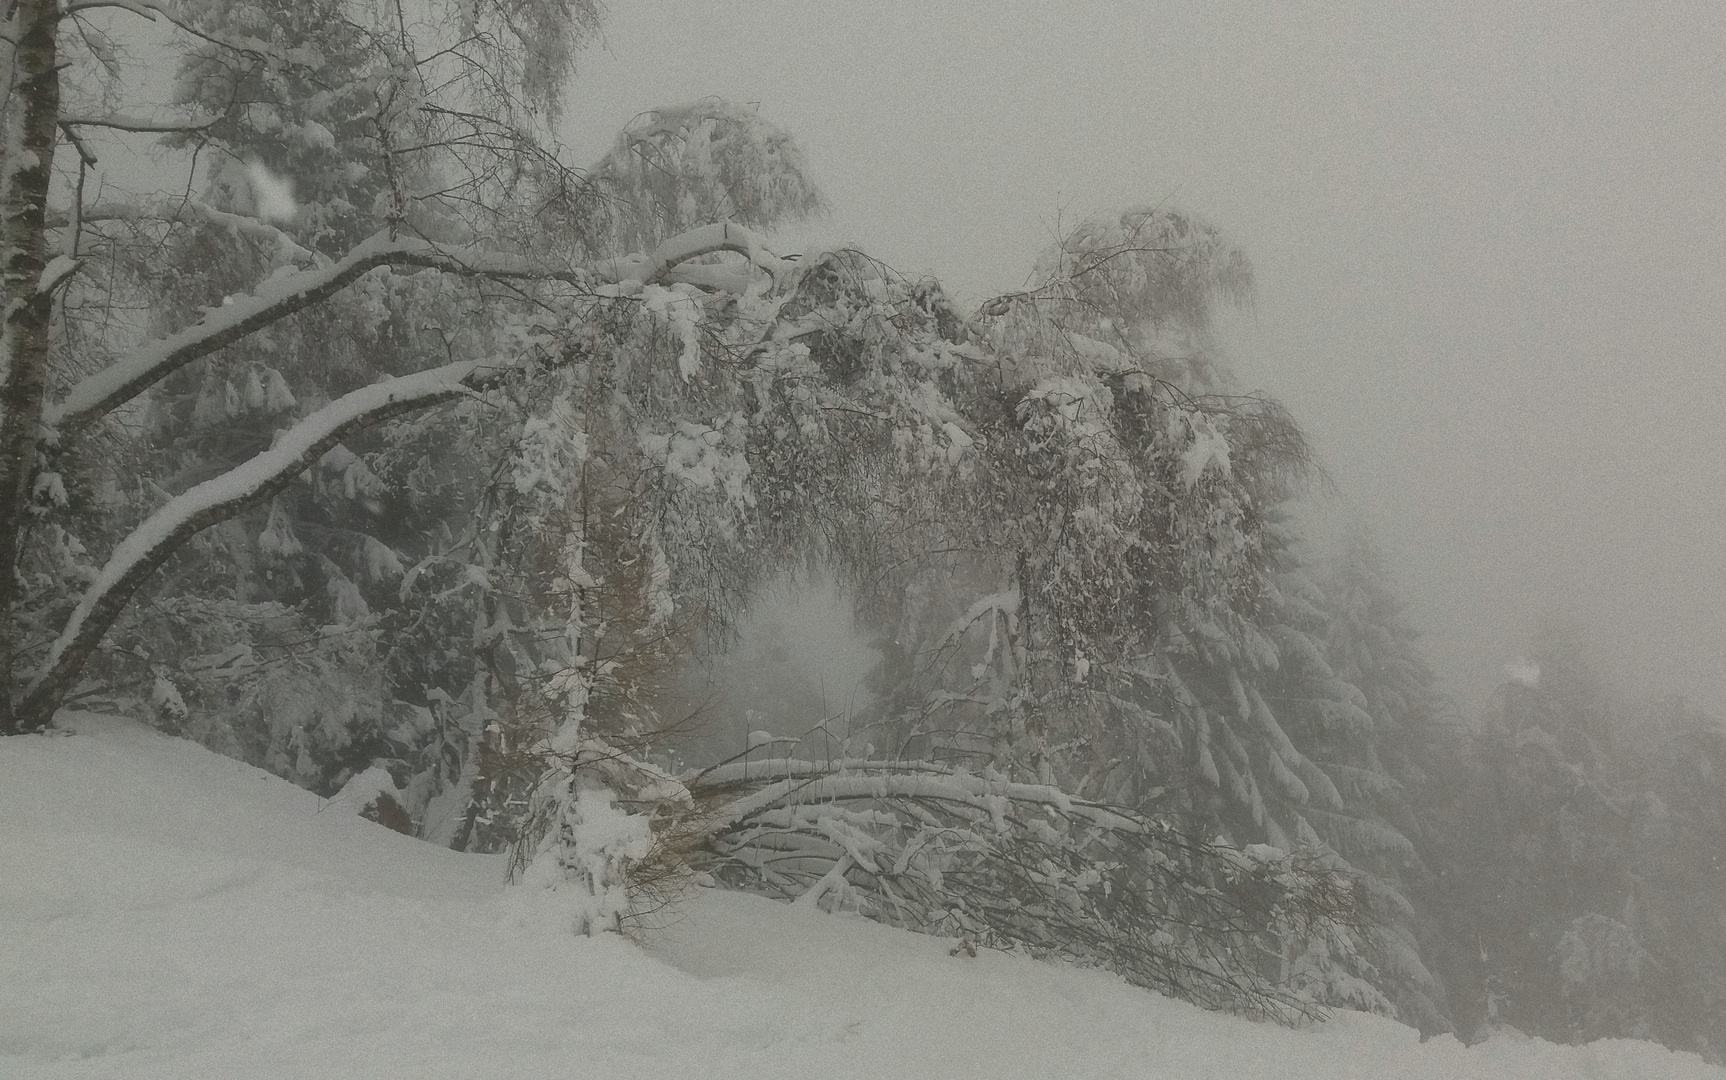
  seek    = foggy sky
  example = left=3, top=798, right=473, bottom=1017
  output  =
left=560, top=0, right=1726, bottom=715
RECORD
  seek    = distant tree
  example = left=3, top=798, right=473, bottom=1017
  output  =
left=1292, top=526, right=1469, bottom=1032
left=1432, top=632, right=1726, bottom=1061
left=1429, top=628, right=1643, bottom=1043
left=1628, top=695, right=1726, bottom=1060
left=583, top=98, right=826, bottom=254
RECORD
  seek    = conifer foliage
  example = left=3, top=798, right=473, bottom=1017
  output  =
left=1422, top=629, right=1726, bottom=1059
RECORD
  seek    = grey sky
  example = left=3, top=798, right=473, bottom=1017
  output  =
left=559, top=0, right=1726, bottom=714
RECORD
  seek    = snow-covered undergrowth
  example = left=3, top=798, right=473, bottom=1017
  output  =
left=3, top=716, right=1717, bottom=1080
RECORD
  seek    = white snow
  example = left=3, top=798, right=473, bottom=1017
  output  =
left=245, top=161, right=297, bottom=224
left=37, top=255, right=79, bottom=295
left=2, top=714, right=1718, bottom=1080
left=33, top=361, right=489, bottom=685
left=595, top=220, right=793, bottom=289
left=638, top=283, right=704, bottom=380
left=1177, top=410, right=1233, bottom=489
left=326, top=764, right=403, bottom=816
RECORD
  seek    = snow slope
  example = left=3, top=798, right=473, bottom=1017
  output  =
left=3, top=715, right=1719, bottom=1080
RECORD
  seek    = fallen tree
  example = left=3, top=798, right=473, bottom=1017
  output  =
left=677, top=753, right=1370, bottom=1022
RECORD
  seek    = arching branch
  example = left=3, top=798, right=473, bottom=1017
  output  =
left=14, top=359, right=507, bottom=732
left=595, top=221, right=794, bottom=289
left=48, top=224, right=792, bottom=433
left=47, top=233, right=550, bottom=431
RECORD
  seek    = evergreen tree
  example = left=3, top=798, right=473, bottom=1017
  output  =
left=1437, top=629, right=1641, bottom=1041
left=1294, top=526, right=1470, bottom=1032
left=1628, top=695, right=1726, bottom=1060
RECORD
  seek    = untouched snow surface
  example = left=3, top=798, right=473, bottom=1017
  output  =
left=3, top=715, right=1719, bottom=1080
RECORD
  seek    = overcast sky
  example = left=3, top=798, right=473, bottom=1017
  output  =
left=555, top=0, right=1726, bottom=715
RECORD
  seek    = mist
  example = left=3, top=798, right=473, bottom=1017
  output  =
left=560, top=0, right=1726, bottom=716
left=10, top=3, right=1725, bottom=1066
left=661, top=575, right=880, bottom=768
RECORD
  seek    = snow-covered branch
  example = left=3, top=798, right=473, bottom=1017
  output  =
left=692, top=761, right=1142, bottom=835
left=49, top=224, right=787, bottom=432
left=686, top=755, right=958, bottom=788
left=61, top=199, right=316, bottom=266
left=595, top=222, right=794, bottom=289
left=47, top=235, right=443, bottom=430
left=60, top=114, right=219, bottom=135
left=689, top=759, right=1366, bottom=1023
left=18, top=359, right=506, bottom=729
left=60, top=0, right=162, bottom=14
left=37, top=255, right=80, bottom=295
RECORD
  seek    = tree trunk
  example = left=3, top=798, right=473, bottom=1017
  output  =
left=0, top=0, right=60, bottom=734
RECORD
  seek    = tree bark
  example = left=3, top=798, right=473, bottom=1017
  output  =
left=0, top=0, right=61, bottom=734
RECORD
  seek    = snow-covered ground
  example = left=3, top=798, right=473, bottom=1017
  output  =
left=3, top=716, right=1718, bottom=1080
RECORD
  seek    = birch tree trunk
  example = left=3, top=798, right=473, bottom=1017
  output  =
left=0, top=0, right=59, bottom=734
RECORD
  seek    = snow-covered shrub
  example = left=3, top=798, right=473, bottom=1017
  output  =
left=518, top=774, right=658, bottom=936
